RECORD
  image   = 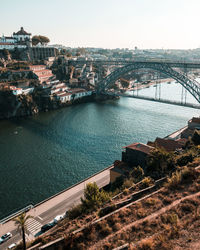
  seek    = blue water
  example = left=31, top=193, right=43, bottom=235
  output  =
left=0, top=81, right=199, bottom=218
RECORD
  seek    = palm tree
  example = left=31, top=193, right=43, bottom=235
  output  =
left=13, top=212, right=32, bottom=250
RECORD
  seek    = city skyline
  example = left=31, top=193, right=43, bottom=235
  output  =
left=1, top=0, right=200, bottom=50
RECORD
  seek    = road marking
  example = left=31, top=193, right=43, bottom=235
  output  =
left=37, top=216, right=43, bottom=221
left=26, top=219, right=42, bottom=235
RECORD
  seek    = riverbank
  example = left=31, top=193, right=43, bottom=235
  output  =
left=128, top=77, right=173, bottom=91
left=0, top=92, right=96, bottom=120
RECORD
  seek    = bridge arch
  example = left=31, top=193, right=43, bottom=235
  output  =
left=98, top=62, right=200, bottom=103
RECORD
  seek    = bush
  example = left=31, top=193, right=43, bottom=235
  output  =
left=191, top=130, right=200, bottom=145
left=98, top=222, right=112, bottom=236
left=140, top=177, right=153, bottom=189
left=165, top=171, right=182, bottom=189
left=122, top=178, right=134, bottom=189
left=68, top=204, right=83, bottom=219
left=137, top=238, right=154, bottom=250
left=176, top=152, right=194, bottom=166
left=131, top=166, right=144, bottom=181
left=165, top=166, right=197, bottom=189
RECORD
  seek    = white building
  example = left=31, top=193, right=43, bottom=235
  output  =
left=0, top=27, right=31, bottom=50
left=13, top=27, right=31, bottom=43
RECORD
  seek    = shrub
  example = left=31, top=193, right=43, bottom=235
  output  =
left=137, top=238, right=154, bottom=250
left=68, top=204, right=83, bottom=219
left=113, top=222, right=121, bottom=231
left=176, top=152, right=194, bottom=166
left=98, top=222, right=112, bottom=236
left=166, top=213, right=179, bottom=226
left=122, top=178, right=134, bottom=189
left=123, top=188, right=129, bottom=195
left=165, top=166, right=196, bottom=189
left=165, top=171, right=182, bottom=189
left=191, top=130, right=200, bottom=145
left=140, top=177, right=153, bottom=189
left=131, top=166, right=144, bottom=181
left=144, top=198, right=157, bottom=206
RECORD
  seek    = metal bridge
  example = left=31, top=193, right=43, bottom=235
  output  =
left=69, top=59, right=200, bottom=103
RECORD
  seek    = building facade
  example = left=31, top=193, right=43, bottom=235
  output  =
left=0, top=27, right=31, bottom=50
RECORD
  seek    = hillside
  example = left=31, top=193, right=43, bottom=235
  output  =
left=13, top=134, right=200, bottom=250
left=19, top=165, right=200, bottom=250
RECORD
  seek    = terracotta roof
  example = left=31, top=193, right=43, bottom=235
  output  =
left=29, top=65, right=46, bottom=70
left=151, top=137, right=183, bottom=152
left=191, top=117, right=200, bottom=123
left=13, top=27, right=31, bottom=36
left=175, top=138, right=187, bottom=146
left=124, top=143, right=154, bottom=154
left=0, top=42, right=14, bottom=45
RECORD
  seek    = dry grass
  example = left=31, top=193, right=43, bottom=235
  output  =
left=29, top=169, right=200, bottom=250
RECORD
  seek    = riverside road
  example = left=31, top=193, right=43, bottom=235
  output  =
left=0, top=166, right=112, bottom=250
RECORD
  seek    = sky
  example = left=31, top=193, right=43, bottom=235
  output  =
left=1, top=0, right=200, bottom=50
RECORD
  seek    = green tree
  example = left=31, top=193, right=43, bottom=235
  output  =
left=147, top=148, right=174, bottom=177
left=130, top=166, right=144, bottom=181
left=81, top=182, right=110, bottom=211
left=191, top=130, right=200, bottom=146
left=32, top=35, right=50, bottom=46
left=13, top=212, right=33, bottom=250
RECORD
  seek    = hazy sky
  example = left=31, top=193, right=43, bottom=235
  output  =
left=1, top=0, right=200, bottom=49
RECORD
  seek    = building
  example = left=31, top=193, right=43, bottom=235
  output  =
left=188, top=117, right=200, bottom=130
left=0, top=27, right=57, bottom=61
left=68, top=88, right=93, bottom=100
left=122, top=142, right=154, bottom=168
left=147, top=137, right=186, bottom=152
left=13, top=27, right=31, bottom=43
left=29, top=65, right=54, bottom=83
left=181, top=117, right=200, bottom=139
left=0, top=27, right=31, bottom=50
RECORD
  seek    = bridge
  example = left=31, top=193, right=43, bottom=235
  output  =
left=69, top=59, right=200, bottom=104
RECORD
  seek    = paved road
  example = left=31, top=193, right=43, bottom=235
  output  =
left=0, top=166, right=113, bottom=249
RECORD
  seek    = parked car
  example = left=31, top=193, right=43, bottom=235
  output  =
left=0, top=232, right=12, bottom=244
left=53, top=215, right=64, bottom=224
left=8, top=243, right=17, bottom=249
left=41, top=223, right=55, bottom=232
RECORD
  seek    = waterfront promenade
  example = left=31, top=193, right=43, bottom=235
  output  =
left=0, top=165, right=113, bottom=249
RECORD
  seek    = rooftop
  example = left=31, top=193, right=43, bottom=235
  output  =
left=150, top=137, right=184, bottom=152
left=13, top=27, right=31, bottom=36
left=124, top=142, right=154, bottom=154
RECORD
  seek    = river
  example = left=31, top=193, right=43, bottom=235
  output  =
left=0, top=81, right=199, bottom=219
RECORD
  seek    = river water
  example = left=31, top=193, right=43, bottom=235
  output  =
left=0, top=81, right=199, bottom=219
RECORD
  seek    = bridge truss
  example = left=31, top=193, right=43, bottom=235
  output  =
left=96, top=61, right=200, bottom=103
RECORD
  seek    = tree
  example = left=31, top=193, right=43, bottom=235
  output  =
left=32, top=35, right=50, bottom=46
left=147, top=148, right=174, bottom=178
left=191, top=130, right=200, bottom=146
left=13, top=212, right=33, bottom=250
left=81, top=182, right=110, bottom=211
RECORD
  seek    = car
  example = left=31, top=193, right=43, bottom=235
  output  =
left=53, top=215, right=64, bottom=224
left=41, top=222, right=55, bottom=232
left=8, top=243, right=17, bottom=249
left=0, top=232, right=12, bottom=244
